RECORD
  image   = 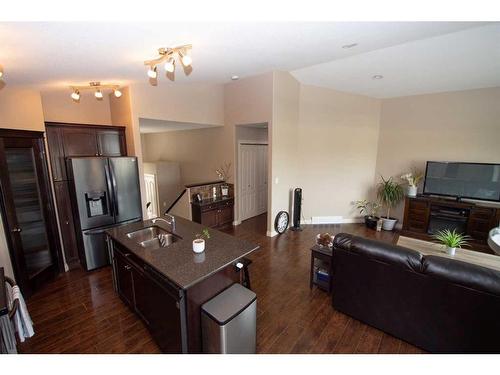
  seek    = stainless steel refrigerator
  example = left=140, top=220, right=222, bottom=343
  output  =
left=67, top=157, right=142, bottom=270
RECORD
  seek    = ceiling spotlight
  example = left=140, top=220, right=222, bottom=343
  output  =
left=69, top=82, right=122, bottom=103
left=342, top=43, right=358, bottom=49
left=372, top=75, right=384, bottom=80
left=71, top=89, right=80, bottom=102
left=231, top=75, right=239, bottom=81
left=144, top=44, right=192, bottom=84
left=147, top=66, right=158, bottom=79
left=164, top=58, right=175, bottom=73
left=179, top=50, right=192, bottom=67
left=0, top=67, right=3, bottom=79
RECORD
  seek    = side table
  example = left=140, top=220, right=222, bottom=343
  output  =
left=309, top=244, right=333, bottom=294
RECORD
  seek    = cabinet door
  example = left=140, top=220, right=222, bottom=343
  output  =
left=468, top=207, right=495, bottom=240
left=132, top=268, right=151, bottom=327
left=201, top=209, right=218, bottom=228
left=142, top=266, right=183, bottom=353
left=97, top=129, right=126, bottom=156
left=45, top=126, right=67, bottom=181
left=62, top=127, right=99, bottom=157
left=217, top=206, right=233, bottom=227
left=114, top=252, right=134, bottom=307
left=53, top=181, right=80, bottom=268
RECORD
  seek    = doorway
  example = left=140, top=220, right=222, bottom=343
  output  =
left=0, top=129, right=63, bottom=296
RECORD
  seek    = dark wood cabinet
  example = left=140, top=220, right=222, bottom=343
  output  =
left=53, top=181, right=80, bottom=269
left=192, top=198, right=234, bottom=229
left=45, top=122, right=127, bottom=269
left=112, top=244, right=183, bottom=353
left=402, top=196, right=500, bottom=253
left=97, top=130, right=126, bottom=157
left=62, top=126, right=100, bottom=157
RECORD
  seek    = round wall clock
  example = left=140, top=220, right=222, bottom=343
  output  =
left=274, top=211, right=290, bottom=234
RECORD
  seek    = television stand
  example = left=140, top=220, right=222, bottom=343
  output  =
left=402, top=196, right=500, bottom=254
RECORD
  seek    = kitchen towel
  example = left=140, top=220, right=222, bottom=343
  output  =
left=7, top=284, right=34, bottom=342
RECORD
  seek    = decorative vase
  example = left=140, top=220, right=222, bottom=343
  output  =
left=221, top=185, right=229, bottom=197
left=364, top=215, right=379, bottom=230
left=407, top=185, right=418, bottom=197
left=193, top=239, right=205, bottom=253
left=381, top=217, right=398, bottom=231
left=446, top=246, right=456, bottom=256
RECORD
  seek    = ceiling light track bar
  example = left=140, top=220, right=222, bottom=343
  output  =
left=144, top=44, right=192, bottom=66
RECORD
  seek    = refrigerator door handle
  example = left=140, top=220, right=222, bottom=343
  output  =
left=104, top=162, right=115, bottom=217
left=109, top=161, right=119, bottom=216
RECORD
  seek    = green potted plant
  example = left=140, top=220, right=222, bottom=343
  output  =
left=432, top=229, right=470, bottom=256
left=377, top=176, right=405, bottom=231
left=354, top=199, right=381, bottom=229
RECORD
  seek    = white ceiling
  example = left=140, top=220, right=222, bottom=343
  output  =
left=292, top=23, right=500, bottom=98
left=0, top=21, right=491, bottom=97
left=139, top=118, right=221, bottom=134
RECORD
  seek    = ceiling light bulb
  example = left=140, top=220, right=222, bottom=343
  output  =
left=113, top=89, right=122, bottom=98
left=164, top=58, right=175, bottom=73
left=95, top=89, right=103, bottom=100
left=0, top=70, right=3, bottom=79
left=71, top=90, right=80, bottom=102
left=372, top=75, right=384, bottom=80
left=147, top=66, right=158, bottom=79
left=231, top=75, right=239, bottom=81
left=180, top=51, right=192, bottom=67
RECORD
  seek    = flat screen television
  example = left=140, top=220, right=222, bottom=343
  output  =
left=423, top=161, right=500, bottom=202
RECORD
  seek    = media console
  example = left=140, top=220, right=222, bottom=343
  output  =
left=402, top=195, right=500, bottom=254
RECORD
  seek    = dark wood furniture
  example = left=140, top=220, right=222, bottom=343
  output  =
left=0, top=129, right=64, bottom=297
left=191, top=198, right=234, bottom=229
left=45, top=122, right=127, bottom=269
left=309, top=244, right=333, bottom=294
left=110, top=240, right=239, bottom=353
left=402, top=196, right=500, bottom=253
left=0, top=268, right=7, bottom=317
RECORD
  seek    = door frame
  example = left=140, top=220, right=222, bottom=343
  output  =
left=237, top=140, right=269, bottom=224
left=0, top=129, right=64, bottom=296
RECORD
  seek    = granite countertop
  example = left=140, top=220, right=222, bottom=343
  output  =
left=106, top=216, right=258, bottom=290
left=191, top=196, right=234, bottom=207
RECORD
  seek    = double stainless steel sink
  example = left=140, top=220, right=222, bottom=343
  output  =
left=127, top=226, right=179, bottom=250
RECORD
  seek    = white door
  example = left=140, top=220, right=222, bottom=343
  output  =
left=239, top=144, right=268, bottom=221
left=144, top=173, right=159, bottom=219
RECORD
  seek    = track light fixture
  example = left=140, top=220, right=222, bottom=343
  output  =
left=144, top=44, right=192, bottom=83
left=0, top=65, right=4, bottom=79
left=69, top=82, right=122, bottom=103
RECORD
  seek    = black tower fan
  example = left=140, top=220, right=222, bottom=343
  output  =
left=290, top=188, right=302, bottom=231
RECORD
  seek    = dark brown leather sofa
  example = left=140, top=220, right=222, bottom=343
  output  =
left=332, top=233, right=500, bottom=353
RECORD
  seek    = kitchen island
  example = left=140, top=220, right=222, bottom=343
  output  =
left=106, top=216, right=259, bottom=353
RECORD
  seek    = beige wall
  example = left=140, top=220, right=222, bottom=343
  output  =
left=0, top=87, right=46, bottom=279
left=298, top=84, right=382, bottom=221
left=0, top=86, right=45, bottom=131
left=375, top=87, right=500, bottom=221
left=270, top=71, right=300, bottom=235
left=41, top=90, right=112, bottom=125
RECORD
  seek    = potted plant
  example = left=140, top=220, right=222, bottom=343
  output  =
left=354, top=199, right=381, bottom=229
left=215, top=162, right=231, bottom=196
left=432, top=229, right=470, bottom=256
left=400, top=169, right=424, bottom=197
left=193, top=228, right=210, bottom=253
left=377, top=176, right=405, bottom=231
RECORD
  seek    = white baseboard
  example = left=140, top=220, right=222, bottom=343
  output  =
left=266, top=230, right=278, bottom=237
left=232, top=220, right=241, bottom=226
left=303, top=216, right=364, bottom=225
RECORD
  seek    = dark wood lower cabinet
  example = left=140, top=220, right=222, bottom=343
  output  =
left=112, top=243, right=183, bottom=353
left=192, top=198, right=234, bottom=229
left=109, top=239, right=239, bottom=353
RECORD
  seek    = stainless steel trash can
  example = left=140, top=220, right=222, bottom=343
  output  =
left=201, top=283, right=257, bottom=353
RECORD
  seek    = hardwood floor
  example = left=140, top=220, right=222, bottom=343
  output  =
left=18, top=214, right=423, bottom=354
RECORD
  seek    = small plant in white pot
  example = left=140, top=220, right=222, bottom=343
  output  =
left=193, top=228, right=210, bottom=253
left=400, top=169, right=423, bottom=197
left=377, top=176, right=405, bottom=231
left=432, top=229, right=470, bottom=256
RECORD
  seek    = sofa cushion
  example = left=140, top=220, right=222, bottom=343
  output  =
left=423, top=255, right=500, bottom=296
left=332, top=233, right=353, bottom=251
left=348, top=236, right=423, bottom=272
